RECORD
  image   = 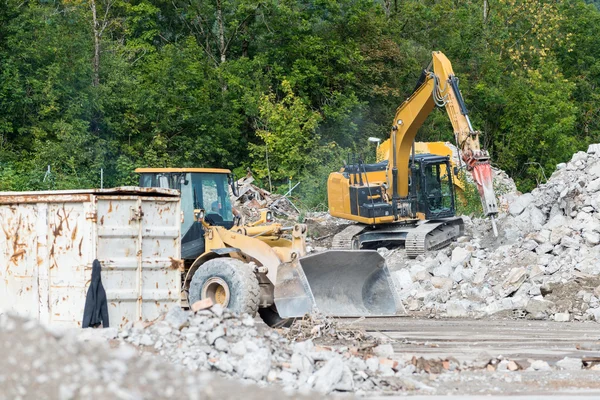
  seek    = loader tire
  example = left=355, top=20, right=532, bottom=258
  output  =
left=188, top=258, right=260, bottom=316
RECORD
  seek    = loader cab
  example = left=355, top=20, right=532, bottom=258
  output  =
left=135, top=168, right=234, bottom=260
left=410, top=154, right=456, bottom=219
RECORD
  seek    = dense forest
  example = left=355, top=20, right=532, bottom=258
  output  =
left=1, top=0, right=599, bottom=208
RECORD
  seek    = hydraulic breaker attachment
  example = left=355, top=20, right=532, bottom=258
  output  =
left=471, top=161, right=499, bottom=236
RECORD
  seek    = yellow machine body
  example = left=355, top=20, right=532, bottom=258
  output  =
left=327, top=51, right=498, bottom=253
left=136, top=168, right=400, bottom=319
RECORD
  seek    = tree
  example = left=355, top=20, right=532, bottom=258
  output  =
left=251, top=80, right=322, bottom=186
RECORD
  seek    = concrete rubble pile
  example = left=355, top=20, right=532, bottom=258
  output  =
left=116, top=305, right=429, bottom=395
left=232, top=172, right=298, bottom=221
left=2, top=311, right=595, bottom=398
left=389, top=144, right=600, bottom=323
left=0, top=313, right=308, bottom=400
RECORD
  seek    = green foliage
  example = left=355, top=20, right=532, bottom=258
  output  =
left=251, top=80, right=322, bottom=184
left=455, top=172, right=484, bottom=218
left=0, top=0, right=599, bottom=210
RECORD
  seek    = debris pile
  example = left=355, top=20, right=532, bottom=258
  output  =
left=117, top=306, right=420, bottom=394
left=232, top=172, right=298, bottom=221
left=389, top=144, right=600, bottom=323
left=0, top=313, right=304, bottom=400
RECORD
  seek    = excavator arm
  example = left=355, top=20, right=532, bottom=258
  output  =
left=386, top=51, right=498, bottom=235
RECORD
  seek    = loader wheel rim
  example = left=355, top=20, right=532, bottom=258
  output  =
left=202, top=277, right=230, bottom=307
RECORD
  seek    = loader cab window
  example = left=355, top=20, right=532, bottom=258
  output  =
left=139, top=171, right=234, bottom=260
left=189, top=173, right=234, bottom=227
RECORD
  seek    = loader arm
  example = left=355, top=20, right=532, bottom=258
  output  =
left=385, top=51, right=498, bottom=233
left=188, top=224, right=306, bottom=287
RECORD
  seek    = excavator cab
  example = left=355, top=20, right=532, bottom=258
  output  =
left=136, top=168, right=235, bottom=260
left=411, top=154, right=456, bottom=219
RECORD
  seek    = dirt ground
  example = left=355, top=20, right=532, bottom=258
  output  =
left=337, top=316, right=600, bottom=396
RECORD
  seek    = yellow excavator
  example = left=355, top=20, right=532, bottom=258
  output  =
left=327, top=51, right=498, bottom=257
left=135, top=168, right=400, bottom=325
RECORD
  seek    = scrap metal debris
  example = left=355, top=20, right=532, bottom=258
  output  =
left=232, top=170, right=299, bottom=221
left=283, top=313, right=379, bottom=347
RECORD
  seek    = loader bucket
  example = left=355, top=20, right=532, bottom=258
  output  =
left=274, top=250, right=400, bottom=318
left=274, top=259, right=316, bottom=318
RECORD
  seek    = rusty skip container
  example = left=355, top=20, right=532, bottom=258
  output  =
left=0, top=187, right=182, bottom=328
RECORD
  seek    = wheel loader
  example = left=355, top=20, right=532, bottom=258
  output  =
left=135, top=168, right=400, bottom=325
left=327, top=51, right=499, bottom=257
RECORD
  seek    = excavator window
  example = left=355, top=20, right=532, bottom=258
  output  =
left=421, top=161, right=455, bottom=218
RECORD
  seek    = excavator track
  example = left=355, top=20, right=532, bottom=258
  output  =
left=331, top=224, right=366, bottom=249
left=405, top=219, right=464, bottom=258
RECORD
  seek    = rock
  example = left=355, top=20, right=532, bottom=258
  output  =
left=431, top=276, right=454, bottom=291
left=311, top=357, right=344, bottom=394
left=587, top=308, right=600, bottom=322
left=554, top=312, right=570, bottom=322
left=446, top=301, right=468, bottom=318
left=433, top=263, right=453, bottom=278
left=583, top=231, right=600, bottom=246
left=522, top=239, right=538, bottom=251
left=291, top=352, right=314, bottom=375
left=528, top=206, right=547, bottom=230
left=191, top=298, right=214, bottom=312
left=231, top=341, right=246, bottom=357
left=525, top=299, right=554, bottom=315
left=586, top=178, right=600, bottom=193
left=393, top=269, right=413, bottom=290
left=413, top=269, right=432, bottom=282
left=589, top=144, right=600, bottom=154
left=560, top=236, right=580, bottom=249
left=210, top=304, right=225, bottom=317
left=373, top=344, right=394, bottom=358
left=139, top=334, right=154, bottom=346
left=214, top=337, right=229, bottom=352
left=501, top=267, right=528, bottom=295
left=589, top=162, right=600, bottom=177
left=164, top=306, right=189, bottom=330
left=556, top=357, right=582, bottom=371
left=451, top=247, right=472, bottom=265
left=333, top=364, right=354, bottom=392
left=240, top=348, right=271, bottom=381
left=535, top=242, right=554, bottom=255
left=472, top=266, right=489, bottom=285
left=207, top=326, right=225, bottom=344
left=496, top=360, right=510, bottom=372
left=506, top=361, right=520, bottom=371
left=365, top=357, right=379, bottom=372
left=509, top=193, right=533, bottom=216
left=528, top=360, right=551, bottom=371
left=545, top=214, right=567, bottom=230
left=410, top=264, right=430, bottom=281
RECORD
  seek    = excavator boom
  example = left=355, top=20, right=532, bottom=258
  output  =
left=385, top=51, right=498, bottom=232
